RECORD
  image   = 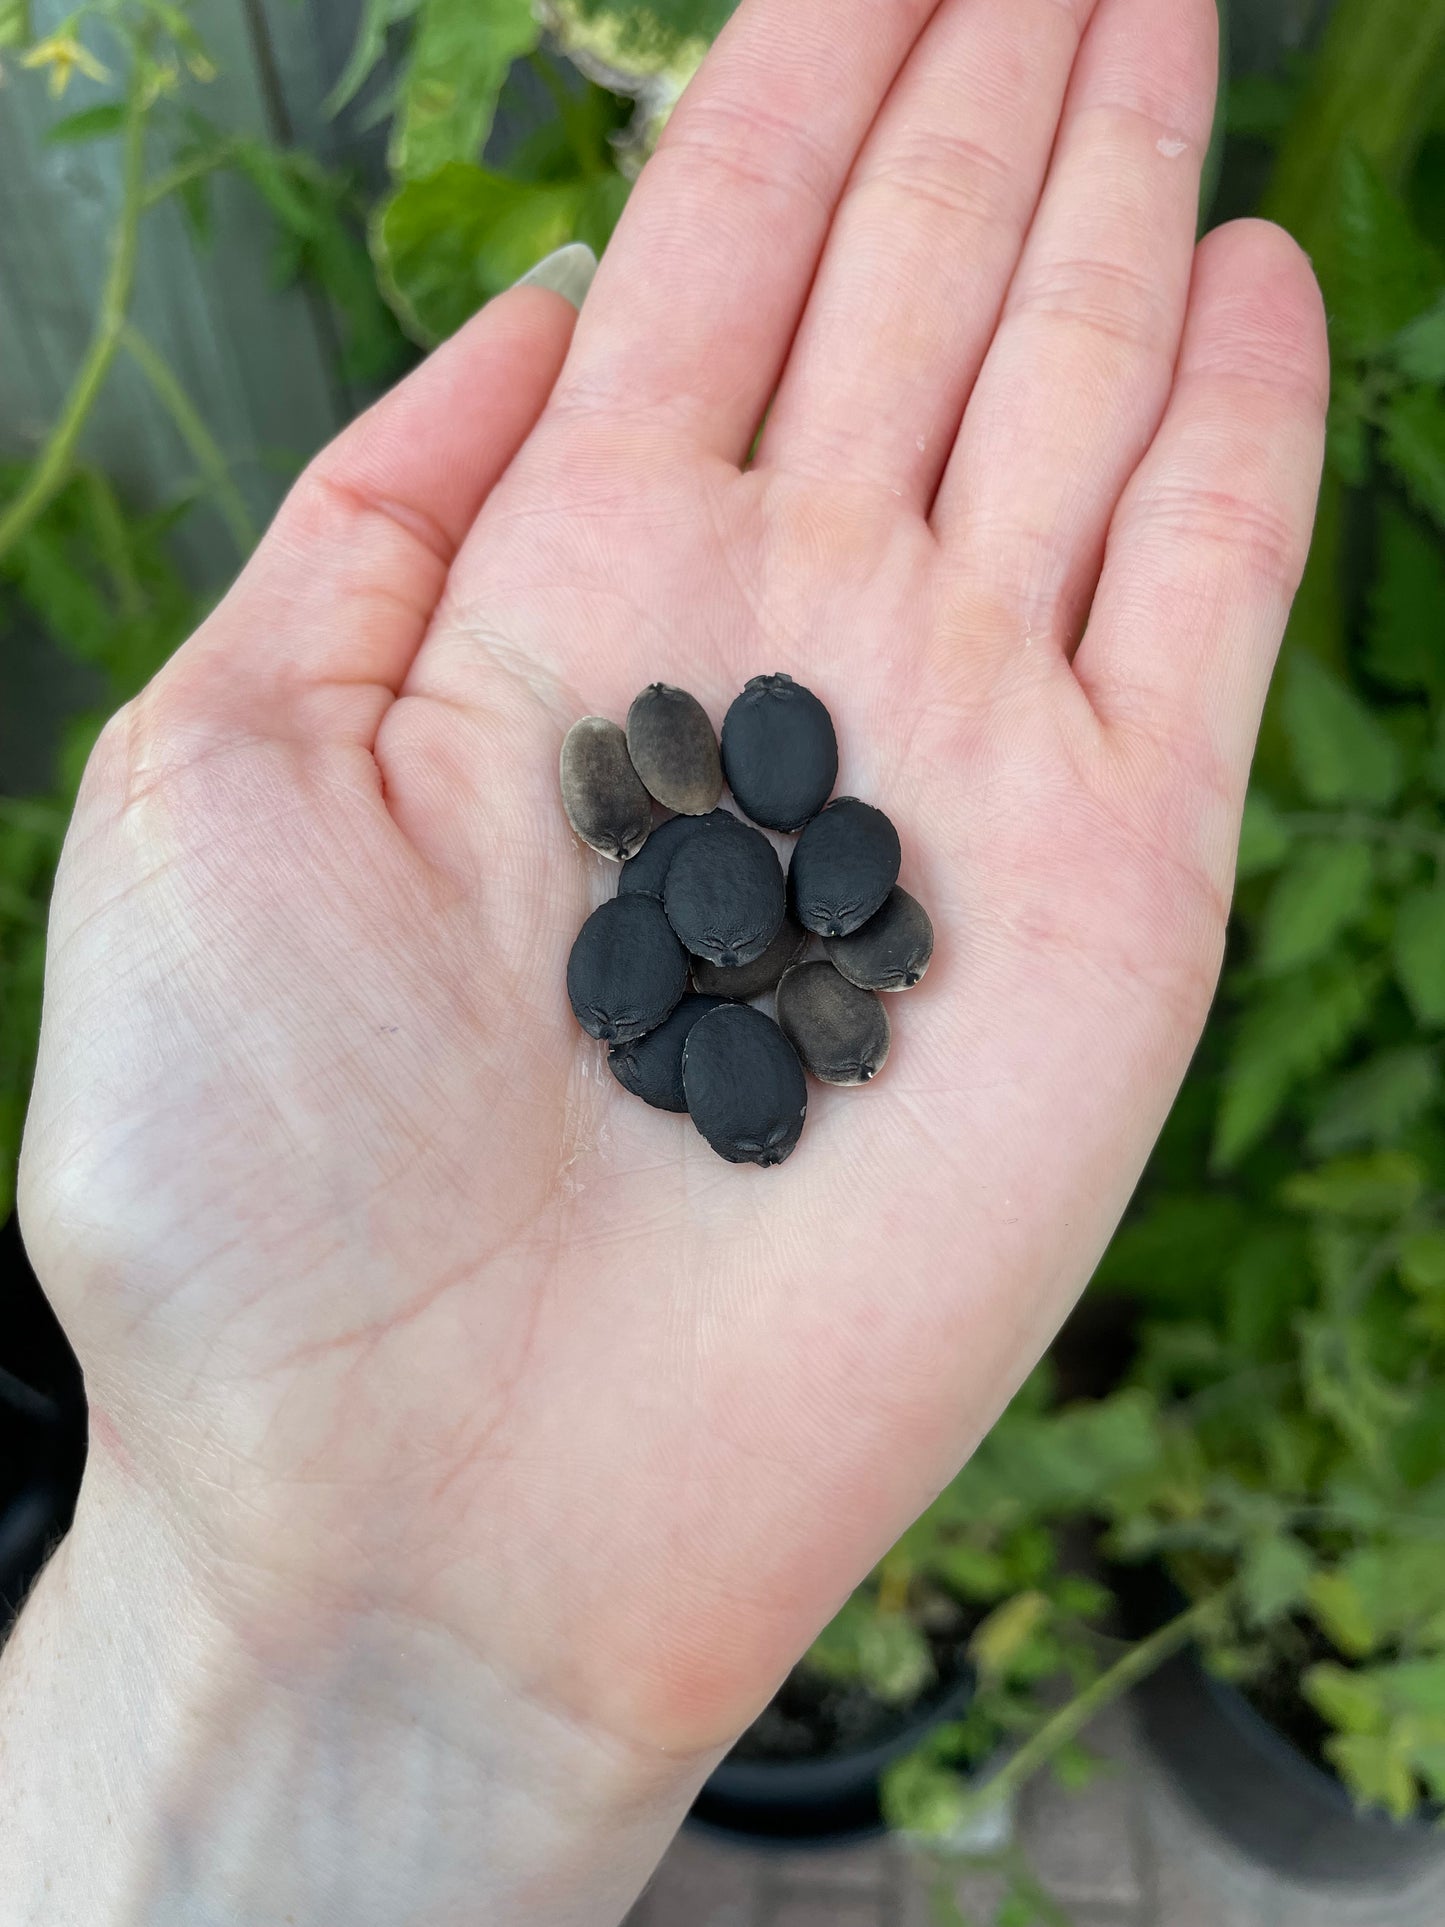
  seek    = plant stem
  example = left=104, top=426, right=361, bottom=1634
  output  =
left=120, top=326, right=256, bottom=556
left=0, top=87, right=149, bottom=565
left=141, top=145, right=234, bottom=211
left=79, top=466, right=144, bottom=620
left=955, top=1593, right=1224, bottom=1823
left=1281, top=812, right=1445, bottom=864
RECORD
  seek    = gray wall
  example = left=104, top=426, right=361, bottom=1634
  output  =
left=0, top=0, right=387, bottom=581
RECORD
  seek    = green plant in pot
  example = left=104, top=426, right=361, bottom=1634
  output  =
left=693, top=1373, right=1154, bottom=1847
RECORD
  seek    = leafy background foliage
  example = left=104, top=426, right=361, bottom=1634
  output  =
left=4, top=0, right=1445, bottom=1888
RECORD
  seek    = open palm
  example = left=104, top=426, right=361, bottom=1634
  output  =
left=21, top=0, right=1324, bottom=1829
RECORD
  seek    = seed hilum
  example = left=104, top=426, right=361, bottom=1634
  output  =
left=561, top=677, right=932, bottom=1167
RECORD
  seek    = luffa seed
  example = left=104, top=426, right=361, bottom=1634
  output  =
left=566, top=895, right=687, bottom=1042
left=720, top=673, right=838, bottom=832
left=691, top=914, right=808, bottom=1000
left=789, top=797, right=901, bottom=938
left=776, top=961, right=891, bottom=1086
left=609, top=994, right=725, bottom=1112
left=664, top=819, right=786, bottom=968
left=682, top=1004, right=808, bottom=1167
left=626, top=684, right=724, bottom=816
left=560, top=717, right=653, bottom=861
left=617, top=809, right=735, bottom=899
left=824, top=887, right=934, bottom=991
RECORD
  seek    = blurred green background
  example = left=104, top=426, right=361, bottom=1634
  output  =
left=3, top=0, right=1445, bottom=1876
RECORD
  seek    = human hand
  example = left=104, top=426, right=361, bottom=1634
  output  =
left=9, top=0, right=1326, bottom=1918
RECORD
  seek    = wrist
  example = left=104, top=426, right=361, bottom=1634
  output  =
left=0, top=1455, right=705, bottom=1926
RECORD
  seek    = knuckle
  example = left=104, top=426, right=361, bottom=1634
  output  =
left=1128, top=473, right=1309, bottom=599
left=1012, top=252, right=1171, bottom=360
left=857, top=128, right=1019, bottom=232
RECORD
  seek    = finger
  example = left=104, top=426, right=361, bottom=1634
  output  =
left=552, top=0, right=941, bottom=458
left=157, top=281, right=581, bottom=742
left=755, top=0, right=1097, bottom=506
left=935, top=0, right=1219, bottom=641
left=1075, top=220, right=1328, bottom=825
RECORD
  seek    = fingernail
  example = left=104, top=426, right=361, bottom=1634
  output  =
left=515, top=242, right=598, bottom=311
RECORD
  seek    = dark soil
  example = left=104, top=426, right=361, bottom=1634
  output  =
left=731, top=1613, right=977, bottom=1765
left=1239, top=1623, right=1356, bottom=1780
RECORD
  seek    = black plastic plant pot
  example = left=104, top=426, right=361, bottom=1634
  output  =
left=1116, top=1560, right=1444, bottom=1886
left=0, top=1216, right=87, bottom=1643
left=689, top=1666, right=977, bottom=1848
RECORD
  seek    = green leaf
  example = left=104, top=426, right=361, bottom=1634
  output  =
left=881, top=1750, right=972, bottom=1840
left=933, top=1543, right=1012, bottom=1601
left=1240, top=1535, right=1316, bottom=1629
left=1227, top=68, right=1305, bottom=142
left=968, top=1592, right=1052, bottom=1684
left=1318, top=146, right=1442, bottom=358
left=1308, top=1587, right=1383, bottom=1667
left=1309, top=1047, right=1441, bottom=1154
left=1281, top=651, right=1404, bottom=809
left=1280, top=1150, right=1425, bottom=1221
left=373, top=161, right=589, bottom=343
left=806, top=1597, right=937, bottom=1707
left=1223, top=1226, right=1313, bottom=1360
left=1236, top=790, right=1292, bottom=879
left=1395, top=299, right=1445, bottom=383
left=1394, top=884, right=1445, bottom=1026
left=1365, top=502, right=1445, bottom=698
left=1325, top=383, right=1370, bottom=488
left=45, top=102, right=127, bottom=144
left=0, top=1, right=30, bottom=51
left=1213, top=960, right=1382, bottom=1167
left=1325, top=1731, right=1418, bottom=1820
left=391, top=0, right=540, bottom=179
left=1255, top=839, right=1373, bottom=975
left=1399, top=1227, right=1445, bottom=1294
left=1376, top=1658, right=1445, bottom=1718
left=1094, top=1194, right=1249, bottom=1307
left=1383, top=387, right=1445, bottom=530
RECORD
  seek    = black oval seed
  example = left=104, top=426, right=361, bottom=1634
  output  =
left=789, top=798, right=901, bottom=938
left=664, top=819, right=786, bottom=968
left=682, top=1004, right=808, bottom=1166
left=776, top=961, right=891, bottom=1087
left=824, top=887, right=934, bottom=992
left=691, top=915, right=808, bottom=1001
left=566, top=895, right=687, bottom=1043
left=608, top=994, right=726, bottom=1112
left=720, top=673, right=838, bottom=832
left=626, top=684, right=723, bottom=816
left=616, top=809, right=736, bottom=899
left=560, top=717, right=653, bottom=861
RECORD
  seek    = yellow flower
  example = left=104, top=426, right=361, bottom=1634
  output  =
left=186, top=50, right=217, bottom=84
left=21, top=30, right=110, bottom=98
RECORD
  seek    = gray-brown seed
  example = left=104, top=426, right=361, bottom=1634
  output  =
left=776, top=961, right=891, bottom=1086
left=566, top=894, right=687, bottom=1043
left=626, top=684, right=723, bottom=816
left=691, top=915, right=808, bottom=1001
left=560, top=716, right=653, bottom=861
left=824, top=887, right=934, bottom=991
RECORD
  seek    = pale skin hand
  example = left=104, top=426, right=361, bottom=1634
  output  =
left=2, top=0, right=1328, bottom=1919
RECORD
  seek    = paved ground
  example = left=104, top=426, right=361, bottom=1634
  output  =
left=627, top=1705, right=1445, bottom=1927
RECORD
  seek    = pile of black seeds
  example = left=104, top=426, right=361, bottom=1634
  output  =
left=562, top=675, right=934, bottom=1168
